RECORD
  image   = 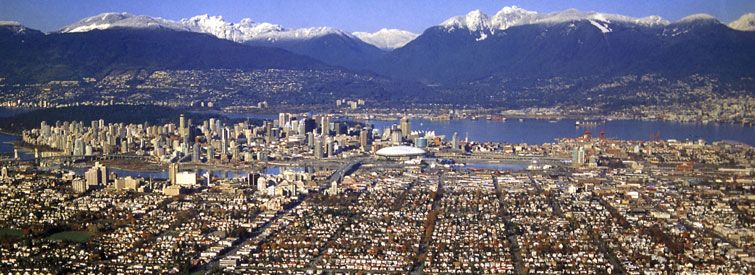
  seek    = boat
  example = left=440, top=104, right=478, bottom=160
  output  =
left=575, top=120, right=600, bottom=127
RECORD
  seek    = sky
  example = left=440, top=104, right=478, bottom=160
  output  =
left=2, top=0, right=754, bottom=33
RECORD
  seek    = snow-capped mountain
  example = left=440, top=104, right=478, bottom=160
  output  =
left=178, top=14, right=355, bottom=43
left=439, top=6, right=670, bottom=38
left=33, top=7, right=755, bottom=85
left=60, top=12, right=383, bottom=68
left=61, top=12, right=352, bottom=42
left=352, top=28, right=418, bottom=50
left=379, top=6, right=755, bottom=83
left=61, top=12, right=185, bottom=33
left=729, top=13, right=755, bottom=31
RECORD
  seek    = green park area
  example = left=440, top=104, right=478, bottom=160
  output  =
left=47, top=231, right=91, bottom=243
left=0, top=228, right=23, bottom=238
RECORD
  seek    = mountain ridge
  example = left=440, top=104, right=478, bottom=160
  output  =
left=0, top=26, right=330, bottom=83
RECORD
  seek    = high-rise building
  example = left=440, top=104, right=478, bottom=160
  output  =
left=192, top=143, right=201, bottom=163
left=360, top=128, right=372, bottom=152
left=72, top=179, right=89, bottom=193
left=179, top=114, right=186, bottom=138
left=320, top=115, right=330, bottom=136
left=278, top=113, right=290, bottom=128
left=572, top=146, right=586, bottom=167
left=326, top=138, right=335, bottom=158
left=307, top=132, right=315, bottom=149
left=400, top=116, right=411, bottom=138
left=169, top=162, right=179, bottom=185
left=247, top=173, right=261, bottom=187
left=391, top=131, right=402, bottom=145
left=85, top=162, right=108, bottom=186
left=314, top=136, right=323, bottom=159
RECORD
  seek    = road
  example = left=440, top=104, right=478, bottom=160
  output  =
left=493, top=176, right=525, bottom=274
left=194, top=158, right=364, bottom=273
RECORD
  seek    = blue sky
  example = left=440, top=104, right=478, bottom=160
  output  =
left=2, top=0, right=754, bottom=33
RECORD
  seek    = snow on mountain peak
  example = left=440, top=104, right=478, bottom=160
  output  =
left=60, top=12, right=351, bottom=43
left=636, top=15, right=670, bottom=26
left=678, top=13, right=719, bottom=23
left=441, top=9, right=491, bottom=32
left=61, top=12, right=185, bottom=33
left=440, top=6, right=671, bottom=36
left=728, top=13, right=755, bottom=31
left=491, top=6, right=538, bottom=30
left=352, top=28, right=418, bottom=50
left=0, top=21, right=32, bottom=34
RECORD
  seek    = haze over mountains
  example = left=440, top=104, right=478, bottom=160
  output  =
left=0, top=6, right=753, bottom=90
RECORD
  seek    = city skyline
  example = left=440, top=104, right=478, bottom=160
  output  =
left=2, top=0, right=754, bottom=33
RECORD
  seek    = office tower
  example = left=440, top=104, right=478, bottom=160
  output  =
left=400, top=116, right=411, bottom=138
left=179, top=114, right=186, bottom=137
left=230, top=140, right=239, bottom=160
left=73, top=138, right=84, bottom=156
left=382, top=128, right=392, bottom=141
left=278, top=113, right=290, bottom=128
left=391, top=131, right=402, bottom=145
left=192, top=143, right=201, bottom=163
left=314, top=136, right=323, bottom=159
left=247, top=173, right=261, bottom=187
left=320, top=115, right=330, bottom=136
left=207, top=144, right=215, bottom=162
left=265, top=122, right=273, bottom=143
left=572, top=146, right=586, bottom=167
left=120, top=139, right=128, bottom=153
left=451, top=132, right=458, bottom=150
left=169, top=162, right=179, bottom=185
left=297, top=119, right=306, bottom=135
left=302, top=118, right=317, bottom=134
left=326, top=138, right=334, bottom=158
left=360, top=128, right=373, bottom=151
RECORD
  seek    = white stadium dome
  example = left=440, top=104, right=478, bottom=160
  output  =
left=375, top=145, right=426, bottom=157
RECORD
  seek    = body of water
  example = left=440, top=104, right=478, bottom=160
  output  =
left=364, top=118, right=754, bottom=146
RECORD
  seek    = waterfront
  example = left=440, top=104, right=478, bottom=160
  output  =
left=2, top=118, right=752, bottom=160
left=365, top=118, right=755, bottom=145
left=65, top=166, right=302, bottom=180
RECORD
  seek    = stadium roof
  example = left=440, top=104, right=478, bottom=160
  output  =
left=375, top=145, right=426, bottom=157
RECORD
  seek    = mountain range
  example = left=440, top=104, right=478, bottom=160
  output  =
left=379, top=8, right=755, bottom=83
left=0, top=21, right=327, bottom=83
left=1, top=6, right=754, bottom=89
left=59, top=13, right=411, bottom=69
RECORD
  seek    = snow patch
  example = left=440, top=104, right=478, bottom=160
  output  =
left=588, top=20, right=612, bottom=33
left=476, top=32, right=488, bottom=41
left=352, top=28, right=418, bottom=50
